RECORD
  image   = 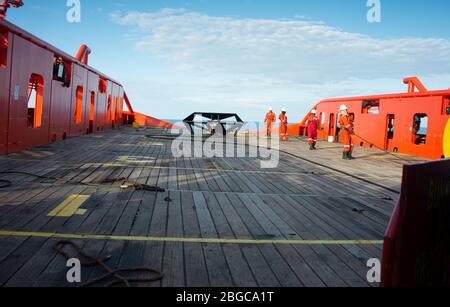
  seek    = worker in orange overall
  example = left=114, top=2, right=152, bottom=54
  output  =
left=307, top=109, right=319, bottom=150
left=279, top=108, right=289, bottom=141
left=338, top=105, right=354, bottom=160
left=265, top=107, right=276, bottom=137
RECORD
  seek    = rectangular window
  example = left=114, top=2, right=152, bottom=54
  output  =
left=52, top=57, right=72, bottom=87
left=74, top=86, right=83, bottom=124
left=412, top=114, right=428, bottom=145
left=349, top=112, right=355, bottom=121
left=328, top=113, right=335, bottom=136
left=107, top=95, right=111, bottom=112
left=320, top=112, right=326, bottom=129
left=27, top=74, right=44, bottom=128
left=90, top=91, right=95, bottom=121
left=0, top=30, right=8, bottom=68
left=444, top=97, right=450, bottom=115
left=98, top=77, right=107, bottom=94
left=362, top=100, right=380, bottom=114
left=387, top=114, right=395, bottom=141
left=105, top=94, right=112, bottom=124
left=112, top=97, right=118, bottom=121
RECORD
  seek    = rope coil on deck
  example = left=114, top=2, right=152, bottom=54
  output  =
left=53, top=240, right=163, bottom=287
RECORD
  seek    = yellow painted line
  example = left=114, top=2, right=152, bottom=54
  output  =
left=0, top=230, right=383, bottom=245
left=444, top=118, right=450, bottom=158
left=47, top=195, right=90, bottom=217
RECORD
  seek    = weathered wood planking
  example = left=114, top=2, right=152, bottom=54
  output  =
left=0, top=127, right=421, bottom=287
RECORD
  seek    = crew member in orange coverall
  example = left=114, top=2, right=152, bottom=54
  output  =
left=279, top=108, right=289, bottom=141
left=265, top=107, right=276, bottom=137
left=307, top=109, right=319, bottom=150
left=338, top=105, right=355, bottom=160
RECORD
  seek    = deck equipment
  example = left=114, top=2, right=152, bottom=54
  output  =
left=183, top=112, right=244, bottom=136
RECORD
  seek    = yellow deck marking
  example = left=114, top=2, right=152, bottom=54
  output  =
left=75, top=209, right=87, bottom=215
left=444, top=118, right=450, bottom=158
left=0, top=230, right=383, bottom=245
left=47, top=195, right=90, bottom=217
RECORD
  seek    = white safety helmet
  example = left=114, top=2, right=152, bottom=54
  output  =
left=281, top=108, right=287, bottom=113
left=339, top=105, right=349, bottom=112
left=311, top=109, right=317, bottom=114
left=269, top=107, right=273, bottom=111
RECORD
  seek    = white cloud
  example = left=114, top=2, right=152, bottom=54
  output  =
left=111, top=9, right=450, bottom=121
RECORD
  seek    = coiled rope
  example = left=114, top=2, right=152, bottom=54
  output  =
left=53, top=240, right=163, bottom=287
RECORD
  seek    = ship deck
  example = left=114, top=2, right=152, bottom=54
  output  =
left=0, top=127, right=427, bottom=287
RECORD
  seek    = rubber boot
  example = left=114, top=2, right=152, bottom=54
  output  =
left=312, top=143, right=317, bottom=150
left=348, top=152, right=354, bottom=160
left=343, top=152, right=349, bottom=160
left=310, top=144, right=314, bottom=151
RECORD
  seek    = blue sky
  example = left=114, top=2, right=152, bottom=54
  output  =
left=7, top=0, right=450, bottom=121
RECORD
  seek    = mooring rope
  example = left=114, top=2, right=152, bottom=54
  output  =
left=53, top=240, right=163, bottom=287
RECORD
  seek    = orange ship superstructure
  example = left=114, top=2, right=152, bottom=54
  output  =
left=294, top=77, right=450, bottom=160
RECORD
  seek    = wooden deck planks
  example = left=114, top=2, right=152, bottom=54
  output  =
left=0, top=127, right=417, bottom=287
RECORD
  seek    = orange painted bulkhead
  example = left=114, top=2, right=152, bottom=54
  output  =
left=118, top=87, right=124, bottom=126
left=113, top=85, right=123, bottom=128
left=0, top=29, right=11, bottom=154
left=130, top=112, right=174, bottom=128
left=299, top=87, right=450, bottom=160
left=110, top=83, right=120, bottom=128
left=68, top=63, right=87, bottom=137
left=7, top=34, right=53, bottom=153
left=49, top=57, right=72, bottom=142
left=96, top=77, right=107, bottom=132
left=85, top=70, right=98, bottom=134
left=0, top=19, right=139, bottom=155
left=104, top=81, right=113, bottom=130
